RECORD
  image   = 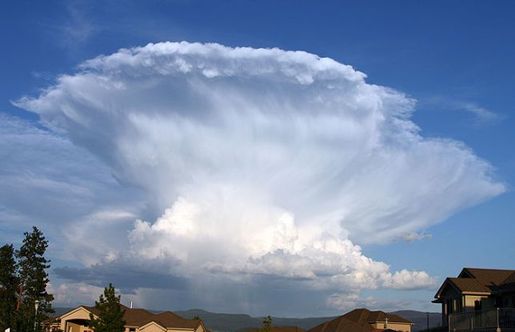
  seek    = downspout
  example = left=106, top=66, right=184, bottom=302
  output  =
left=496, top=307, right=501, bottom=332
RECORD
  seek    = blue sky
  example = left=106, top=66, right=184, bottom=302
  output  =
left=1, top=0, right=514, bottom=316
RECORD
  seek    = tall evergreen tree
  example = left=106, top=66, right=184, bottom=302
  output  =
left=16, top=227, right=54, bottom=332
left=260, top=316, right=272, bottom=332
left=89, top=284, right=126, bottom=332
left=0, top=244, right=18, bottom=331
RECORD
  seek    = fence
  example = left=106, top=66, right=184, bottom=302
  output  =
left=449, top=308, right=515, bottom=332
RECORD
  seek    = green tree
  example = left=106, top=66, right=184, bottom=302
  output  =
left=16, top=226, right=54, bottom=332
left=89, top=284, right=126, bottom=332
left=0, top=244, right=18, bottom=331
left=261, top=316, right=272, bottom=332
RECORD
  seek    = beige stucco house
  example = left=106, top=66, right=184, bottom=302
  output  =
left=308, top=308, right=413, bottom=332
left=52, top=305, right=205, bottom=332
left=433, top=267, right=515, bottom=331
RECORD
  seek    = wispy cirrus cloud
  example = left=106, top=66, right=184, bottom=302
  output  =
left=401, top=231, right=432, bottom=242
left=0, top=114, right=143, bottom=261
left=421, top=96, right=503, bottom=125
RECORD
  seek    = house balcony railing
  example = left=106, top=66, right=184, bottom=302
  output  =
left=449, top=308, right=515, bottom=332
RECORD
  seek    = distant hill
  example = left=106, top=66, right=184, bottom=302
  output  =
left=53, top=307, right=440, bottom=332
left=176, top=309, right=442, bottom=332
left=176, top=309, right=441, bottom=332
left=176, top=309, right=335, bottom=332
left=390, top=311, right=442, bottom=331
left=175, top=309, right=263, bottom=332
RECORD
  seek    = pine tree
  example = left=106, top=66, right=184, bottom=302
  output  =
left=0, top=244, right=18, bottom=331
left=260, top=316, right=272, bottom=332
left=16, top=227, right=54, bottom=332
left=89, top=284, right=126, bottom=332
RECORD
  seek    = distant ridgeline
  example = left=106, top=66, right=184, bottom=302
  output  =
left=51, top=307, right=440, bottom=332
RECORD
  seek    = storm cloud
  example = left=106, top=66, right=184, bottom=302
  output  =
left=13, top=42, right=504, bottom=314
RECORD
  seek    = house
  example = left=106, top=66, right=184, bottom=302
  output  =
left=53, top=304, right=206, bottom=332
left=432, top=267, right=515, bottom=330
left=307, top=308, right=413, bottom=332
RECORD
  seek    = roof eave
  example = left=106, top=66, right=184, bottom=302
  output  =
left=461, top=291, right=491, bottom=295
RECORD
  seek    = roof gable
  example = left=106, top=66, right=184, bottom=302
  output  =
left=123, top=308, right=156, bottom=327
left=307, top=316, right=370, bottom=332
left=307, top=308, right=412, bottom=332
left=436, top=277, right=491, bottom=296
left=60, top=306, right=97, bottom=321
left=139, top=321, right=167, bottom=332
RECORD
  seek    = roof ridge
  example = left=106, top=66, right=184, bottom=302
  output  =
left=449, top=276, right=482, bottom=282
left=464, top=267, right=515, bottom=274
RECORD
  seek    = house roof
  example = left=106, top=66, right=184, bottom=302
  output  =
left=496, top=271, right=515, bottom=292
left=434, top=277, right=490, bottom=301
left=343, top=309, right=412, bottom=325
left=150, top=311, right=200, bottom=329
left=307, top=316, right=370, bottom=332
left=447, top=278, right=491, bottom=293
left=64, top=305, right=200, bottom=330
left=503, top=272, right=515, bottom=284
left=435, top=268, right=515, bottom=300
left=460, top=268, right=515, bottom=287
left=271, top=327, right=306, bottom=332
left=307, top=308, right=412, bottom=332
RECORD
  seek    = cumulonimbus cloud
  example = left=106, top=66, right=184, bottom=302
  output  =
left=15, top=42, right=504, bottom=299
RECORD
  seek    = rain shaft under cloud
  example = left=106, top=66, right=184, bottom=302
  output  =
left=14, top=41, right=504, bottom=313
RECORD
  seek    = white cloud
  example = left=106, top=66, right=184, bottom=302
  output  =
left=401, top=231, right=432, bottom=242
left=458, top=102, right=501, bottom=124
left=326, top=292, right=421, bottom=312
left=13, top=42, right=505, bottom=310
left=128, top=197, right=435, bottom=291
left=48, top=282, right=104, bottom=306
